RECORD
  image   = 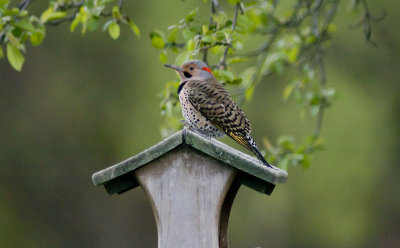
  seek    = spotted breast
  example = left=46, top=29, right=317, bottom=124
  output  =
left=178, top=78, right=251, bottom=140
left=178, top=80, right=225, bottom=138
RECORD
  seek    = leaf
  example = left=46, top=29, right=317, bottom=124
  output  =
left=327, top=23, right=337, bottom=33
left=159, top=50, right=167, bottom=63
left=6, top=43, right=25, bottom=71
left=310, top=105, right=320, bottom=116
left=283, top=84, right=294, bottom=101
left=182, top=29, right=195, bottom=40
left=277, top=136, right=295, bottom=150
left=40, top=8, right=67, bottom=23
left=214, top=70, right=234, bottom=81
left=305, top=35, right=316, bottom=44
left=112, top=6, right=120, bottom=18
left=30, top=31, right=45, bottom=46
left=309, top=93, right=321, bottom=105
left=167, top=27, right=177, bottom=43
left=102, top=20, right=113, bottom=31
left=201, top=35, right=213, bottom=43
left=227, top=0, right=241, bottom=5
left=11, top=7, right=19, bottom=14
left=70, top=15, right=81, bottom=32
left=72, top=7, right=89, bottom=34
left=301, top=154, right=311, bottom=168
left=128, top=19, right=140, bottom=37
left=87, top=17, right=100, bottom=32
left=215, top=31, right=225, bottom=41
left=108, top=22, right=120, bottom=40
left=288, top=153, right=305, bottom=167
left=288, top=47, right=299, bottom=62
left=234, top=40, right=243, bottom=50
left=187, top=39, right=195, bottom=51
left=262, top=136, right=274, bottom=151
left=0, top=0, right=9, bottom=8
left=202, top=24, right=209, bottom=34
left=279, top=157, right=289, bottom=171
left=321, top=88, right=336, bottom=98
left=271, top=60, right=283, bottom=74
left=6, top=32, right=20, bottom=47
left=226, top=78, right=242, bottom=85
left=19, top=10, right=28, bottom=17
left=151, top=35, right=164, bottom=49
left=185, top=8, right=198, bottom=22
left=245, top=85, right=255, bottom=101
left=228, top=57, right=248, bottom=64
left=14, top=21, right=35, bottom=32
left=210, top=45, right=222, bottom=55
left=303, top=64, right=315, bottom=80
left=312, top=137, right=324, bottom=150
left=0, top=46, right=3, bottom=58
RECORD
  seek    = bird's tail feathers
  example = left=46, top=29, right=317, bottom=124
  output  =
left=252, top=146, right=273, bottom=168
left=226, top=132, right=274, bottom=168
left=246, top=135, right=274, bottom=168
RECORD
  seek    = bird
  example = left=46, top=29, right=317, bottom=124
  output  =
left=164, top=60, right=273, bottom=168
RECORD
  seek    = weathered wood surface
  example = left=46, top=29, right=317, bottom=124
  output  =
left=92, top=129, right=287, bottom=195
left=91, top=130, right=289, bottom=247
left=135, top=145, right=237, bottom=248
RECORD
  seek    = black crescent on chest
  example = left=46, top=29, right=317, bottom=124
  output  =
left=177, top=81, right=188, bottom=95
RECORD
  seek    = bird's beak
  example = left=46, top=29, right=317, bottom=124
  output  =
left=164, top=64, right=184, bottom=72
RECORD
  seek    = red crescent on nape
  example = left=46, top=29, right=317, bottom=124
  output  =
left=202, top=67, right=213, bottom=74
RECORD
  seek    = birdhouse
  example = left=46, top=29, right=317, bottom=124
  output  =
left=92, top=129, right=288, bottom=248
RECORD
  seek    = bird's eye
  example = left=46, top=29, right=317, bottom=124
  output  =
left=189, top=66, right=194, bottom=71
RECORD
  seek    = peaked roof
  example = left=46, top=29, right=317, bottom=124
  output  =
left=92, top=129, right=288, bottom=195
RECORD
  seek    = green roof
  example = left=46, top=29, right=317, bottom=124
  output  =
left=92, top=129, right=288, bottom=195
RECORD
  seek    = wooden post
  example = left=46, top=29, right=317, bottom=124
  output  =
left=135, top=145, right=236, bottom=247
left=92, top=130, right=288, bottom=248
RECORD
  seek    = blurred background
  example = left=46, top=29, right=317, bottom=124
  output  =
left=1, top=0, right=399, bottom=247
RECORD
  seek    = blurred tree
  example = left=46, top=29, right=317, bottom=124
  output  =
left=154, top=0, right=384, bottom=170
left=0, top=1, right=398, bottom=247
left=0, top=0, right=384, bottom=170
left=0, top=0, right=140, bottom=71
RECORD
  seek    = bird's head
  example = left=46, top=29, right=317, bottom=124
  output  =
left=164, top=60, right=214, bottom=81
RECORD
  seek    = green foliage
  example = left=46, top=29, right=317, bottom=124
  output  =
left=6, top=42, right=24, bottom=71
left=150, top=30, right=165, bottom=49
left=0, top=0, right=383, bottom=171
left=152, top=0, right=382, bottom=170
left=0, top=0, right=43, bottom=70
left=107, top=21, right=120, bottom=39
left=0, top=0, right=140, bottom=70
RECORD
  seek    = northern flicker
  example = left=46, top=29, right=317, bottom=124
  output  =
left=164, top=60, right=273, bottom=168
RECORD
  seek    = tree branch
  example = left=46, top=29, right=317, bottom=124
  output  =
left=312, top=5, right=327, bottom=139
left=0, top=0, right=34, bottom=43
left=218, top=3, right=240, bottom=70
left=313, top=45, right=326, bottom=138
left=211, top=0, right=222, bottom=12
left=45, top=1, right=84, bottom=26
left=18, top=0, right=32, bottom=11
left=203, top=0, right=217, bottom=64
left=46, top=10, right=80, bottom=26
left=200, top=42, right=232, bottom=51
left=350, top=0, right=386, bottom=46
